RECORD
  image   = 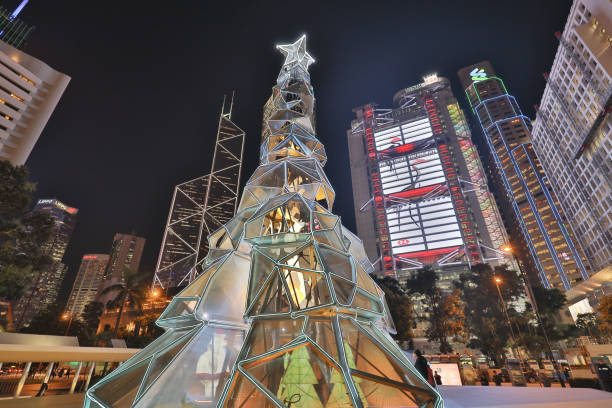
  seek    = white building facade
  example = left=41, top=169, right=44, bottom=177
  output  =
left=532, top=0, right=612, bottom=275
left=0, top=41, right=70, bottom=165
left=66, top=254, right=110, bottom=320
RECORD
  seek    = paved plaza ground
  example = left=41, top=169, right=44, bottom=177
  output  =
left=438, top=385, right=612, bottom=407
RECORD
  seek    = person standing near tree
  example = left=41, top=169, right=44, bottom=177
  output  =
left=413, top=350, right=436, bottom=387
left=413, top=350, right=428, bottom=380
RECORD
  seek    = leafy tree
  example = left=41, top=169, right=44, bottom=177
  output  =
left=371, top=275, right=415, bottom=343
left=598, top=295, right=612, bottom=333
left=20, top=301, right=85, bottom=338
left=82, top=301, right=105, bottom=332
left=455, top=264, right=524, bottom=364
left=530, top=286, right=571, bottom=342
left=575, top=313, right=600, bottom=338
left=404, top=267, right=465, bottom=353
left=100, top=266, right=150, bottom=339
left=0, top=160, right=54, bottom=301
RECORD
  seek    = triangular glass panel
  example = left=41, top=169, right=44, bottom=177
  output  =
left=158, top=298, right=198, bottom=321
left=247, top=186, right=284, bottom=204
left=291, top=182, right=319, bottom=202
left=286, top=163, right=320, bottom=187
left=197, top=252, right=250, bottom=323
left=339, top=317, right=418, bottom=386
left=314, top=230, right=345, bottom=251
left=176, top=261, right=220, bottom=297
left=244, top=317, right=305, bottom=359
left=137, top=327, right=198, bottom=399
left=350, top=289, right=383, bottom=314
left=250, top=269, right=292, bottom=315
left=249, top=162, right=280, bottom=183
left=289, top=159, right=320, bottom=180
left=244, top=342, right=350, bottom=408
left=91, top=357, right=151, bottom=408
left=250, top=164, right=286, bottom=188
left=280, top=244, right=322, bottom=271
left=313, top=212, right=338, bottom=230
left=238, top=189, right=261, bottom=211
left=225, top=372, right=274, bottom=408
left=281, top=268, right=331, bottom=310
left=247, top=249, right=277, bottom=309
left=85, top=400, right=105, bottom=408
left=318, top=246, right=353, bottom=281
left=351, top=374, right=427, bottom=408
left=331, top=275, right=355, bottom=305
left=116, top=327, right=198, bottom=373
left=134, top=325, right=245, bottom=408
left=305, top=318, right=340, bottom=362
left=257, top=243, right=303, bottom=260
left=245, top=215, right=265, bottom=238
left=355, top=264, right=379, bottom=297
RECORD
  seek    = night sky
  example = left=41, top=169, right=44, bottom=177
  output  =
left=14, top=0, right=571, bottom=300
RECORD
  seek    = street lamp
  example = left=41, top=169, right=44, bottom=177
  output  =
left=493, top=277, right=526, bottom=374
left=62, top=313, right=73, bottom=336
left=501, top=245, right=566, bottom=388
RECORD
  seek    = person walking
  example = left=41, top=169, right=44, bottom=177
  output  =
left=413, top=350, right=436, bottom=387
left=434, top=371, right=442, bottom=386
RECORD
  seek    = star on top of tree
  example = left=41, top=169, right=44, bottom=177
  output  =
left=276, top=34, right=315, bottom=70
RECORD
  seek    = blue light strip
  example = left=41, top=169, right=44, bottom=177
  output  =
left=507, top=140, right=571, bottom=290
left=484, top=114, right=532, bottom=133
left=10, top=0, right=29, bottom=20
left=475, top=108, right=550, bottom=288
left=522, top=144, right=590, bottom=281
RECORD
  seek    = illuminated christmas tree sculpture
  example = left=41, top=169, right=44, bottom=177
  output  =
left=84, top=35, right=441, bottom=408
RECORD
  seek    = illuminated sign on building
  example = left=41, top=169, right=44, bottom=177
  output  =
left=469, top=67, right=488, bottom=82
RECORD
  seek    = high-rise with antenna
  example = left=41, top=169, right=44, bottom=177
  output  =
left=152, top=94, right=246, bottom=291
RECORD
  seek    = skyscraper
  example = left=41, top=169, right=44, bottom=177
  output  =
left=0, top=40, right=70, bottom=165
left=459, top=61, right=590, bottom=291
left=347, top=74, right=510, bottom=284
left=532, top=0, right=611, bottom=283
left=103, top=233, right=145, bottom=282
left=14, top=198, right=78, bottom=328
left=66, top=254, right=109, bottom=320
left=96, top=233, right=145, bottom=305
left=153, top=96, right=245, bottom=291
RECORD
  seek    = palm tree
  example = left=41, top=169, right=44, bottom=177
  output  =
left=100, top=266, right=149, bottom=340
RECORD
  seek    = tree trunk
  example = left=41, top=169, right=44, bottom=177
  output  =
left=111, top=292, right=126, bottom=340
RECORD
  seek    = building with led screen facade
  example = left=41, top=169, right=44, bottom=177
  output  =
left=459, top=61, right=590, bottom=291
left=14, top=198, right=78, bottom=328
left=347, top=74, right=510, bottom=283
